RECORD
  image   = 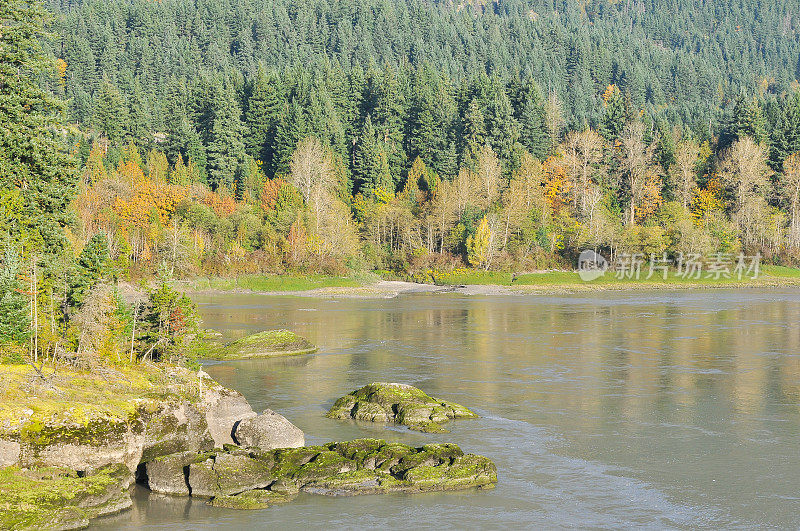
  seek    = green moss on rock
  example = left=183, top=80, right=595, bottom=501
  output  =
left=211, top=489, right=294, bottom=509
left=326, top=383, right=478, bottom=432
left=0, top=464, right=133, bottom=530
left=206, top=330, right=318, bottom=360
left=151, top=438, right=497, bottom=509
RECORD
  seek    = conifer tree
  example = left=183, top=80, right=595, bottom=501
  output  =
left=69, top=233, right=110, bottom=308
left=372, top=67, right=406, bottom=184
left=353, top=115, right=392, bottom=193
left=206, top=84, right=245, bottom=190
left=93, top=76, right=129, bottom=143
left=513, top=78, right=550, bottom=160
left=274, top=99, right=309, bottom=175
left=244, top=68, right=283, bottom=174
left=0, top=246, right=29, bottom=344
left=0, top=0, right=76, bottom=258
left=599, top=84, right=627, bottom=143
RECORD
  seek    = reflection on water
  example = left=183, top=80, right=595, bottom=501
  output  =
left=96, top=290, right=800, bottom=529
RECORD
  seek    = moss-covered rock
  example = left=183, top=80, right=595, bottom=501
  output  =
left=327, top=383, right=478, bottom=432
left=145, top=451, right=214, bottom=496
left=152, top=438, right=496, bottom=508
left=0, top=463, right=133, bottom=530
left=211, top=489, right=295, bottom=510
left=0, top=363, right=269, bottom=528
left=206, top=330, right=318, bottom=360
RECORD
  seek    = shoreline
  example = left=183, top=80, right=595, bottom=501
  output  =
left=175, top=276, right=800, bottom=299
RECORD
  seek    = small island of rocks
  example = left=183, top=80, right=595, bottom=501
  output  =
left=327, top=383, right=478, bottom=432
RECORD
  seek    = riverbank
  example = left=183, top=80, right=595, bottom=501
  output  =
left=172, top=265, right=800, bottom=299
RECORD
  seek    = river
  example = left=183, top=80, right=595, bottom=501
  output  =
left=96, top=289, right=800, bottom=529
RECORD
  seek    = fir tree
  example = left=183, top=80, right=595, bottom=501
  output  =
left=243, top=68, right=283, bottom=174
left=371, top=66, right=406, bottom=182
left=513, top=78, right=550, bottom=160
left=0, top=246, right=30, bottom=344
left=353, top=115, right=392, bottom=193
left=69, top=232, right=109, bottom=308
left=599, top=84, right=627, bottom=143
left=93, top=76, right=129, bottom=143
left=206, top=84, right=245, bottom=190
left=0, top=0, right=77, bottom=258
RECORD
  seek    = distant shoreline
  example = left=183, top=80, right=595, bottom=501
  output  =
left=172, top=272, right=800, bottom=299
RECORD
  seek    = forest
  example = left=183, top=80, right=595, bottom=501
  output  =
left=5, top=0, right=800, bottom=360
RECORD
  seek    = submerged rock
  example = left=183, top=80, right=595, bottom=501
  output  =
left=207, top=330, right=318, bottom=360
left=151, top=438, right=496, bottom=509
left=233, top=409, right=305, bottom=451
left=326, top=383, right=478, bottom=432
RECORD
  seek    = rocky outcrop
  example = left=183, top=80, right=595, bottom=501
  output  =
left=233, top=409, right=304, bottom=451
left=0, top=463, right=134, bottom=530
left=1, top=366, right=307, bottom=529
left=145, top=451, right=213, bottom=496
left=327, top=383, right=478, bottom=432
left=145, top=438, right=497, bottom=510
left=12, top=375, right=259, bottom=475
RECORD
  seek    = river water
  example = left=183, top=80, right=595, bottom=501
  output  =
left=96, top=289, right=800, bottom=529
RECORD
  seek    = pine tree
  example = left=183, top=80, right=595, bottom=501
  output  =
left=93, top=76, right=129, bottom=143
left=353, top=115, right=392, bottom=193
left=243, top=68, right=283, bottom=174
left=206, top=83, right=245, bottom=190
left=513, top=78, right=549, bottom=160
left=0, top=0, right=77, bottom=258
left=0, top=246, right=29, bottom=344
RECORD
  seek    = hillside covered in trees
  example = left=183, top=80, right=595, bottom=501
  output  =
left=7, top=0, right=800, bottom=298
left=36, top=0, right=800, bottom=278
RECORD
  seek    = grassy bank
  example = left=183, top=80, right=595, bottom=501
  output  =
left=179, top=273, right=372, bottom=293
left=425, top=265, right=800, bottom=291
left=169, top=265, right=800, bottom=298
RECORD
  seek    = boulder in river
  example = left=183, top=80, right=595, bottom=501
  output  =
left=234, top=409, right=305, bottom=451
left=326, top=383, right=478, bottom=432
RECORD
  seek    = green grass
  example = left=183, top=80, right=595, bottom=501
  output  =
left=431, top=270, right=514, bottom=286
left=511, top=265, right=800, bottom=289
left=179, top=266, right=800, bottom=294
left=184, top=274, right=367, bottom=292
left=762, top=265, right=800, bottom=278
